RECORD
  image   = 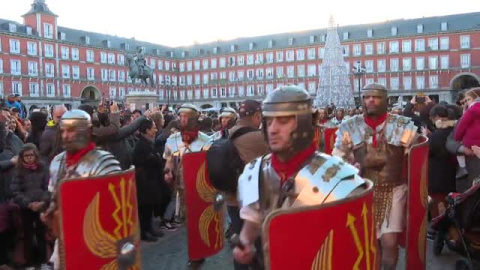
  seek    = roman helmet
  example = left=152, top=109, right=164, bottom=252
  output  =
left=262, top=84, right=313, bottom=153
left=178, top=103, right=200, bottom=131
left=59, top=109, right=93, bottom=152
left=361, top=83, right=389, bottom=115
left=219, top=107, right=237, bottom=129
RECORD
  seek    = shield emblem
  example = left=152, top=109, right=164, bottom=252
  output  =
left=183, top=151, right=224, bottom=260
left=263, top=180, right=377, bottom=270
left=405, top=135, right=429, bottom=269
left=323, top=128, right=338, bottom=155
left=58, top=169, right=141, bottom=270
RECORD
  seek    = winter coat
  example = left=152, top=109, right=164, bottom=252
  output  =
left=10, top=166, right=49, bottom=208
left=133, top=135, right=164, bottom=205
left=455, top=101, right=480, bottom=147
left=0, top=132, right=23, bottom=199
left=39, top=121, right=62, bottom=161
left=428, top=120, right=457, bottom=194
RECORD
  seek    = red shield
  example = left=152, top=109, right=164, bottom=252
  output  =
left=323, top=128, right=338, bottom=155
left=405, top=136, right=429, bottom=269
left=58, top=169, right=141, bottom=270
left=183, top=151, right=224, bottom=260
left=263, top=181, right=377, bottom=270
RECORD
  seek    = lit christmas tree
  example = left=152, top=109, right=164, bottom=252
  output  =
left=315, top=17, right=355, bottom=108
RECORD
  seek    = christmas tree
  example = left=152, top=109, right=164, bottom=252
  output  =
left=315, top=17, right=355, bottom=108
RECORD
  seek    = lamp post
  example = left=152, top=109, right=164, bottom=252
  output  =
left=352, top=61, right=366, bottom=107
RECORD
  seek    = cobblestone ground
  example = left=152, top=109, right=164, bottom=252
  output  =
left=141, top=227, right=463, bottom=270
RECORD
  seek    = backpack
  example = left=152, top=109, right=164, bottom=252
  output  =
left=207, top=126, right=258, bottom=194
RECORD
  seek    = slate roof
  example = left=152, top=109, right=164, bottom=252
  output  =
left=23, top=0, right=57, bottom=17
left=1, top=11, right=479, bottom=59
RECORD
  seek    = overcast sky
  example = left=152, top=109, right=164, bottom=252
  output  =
left=1, top=0, right=479, bottom=47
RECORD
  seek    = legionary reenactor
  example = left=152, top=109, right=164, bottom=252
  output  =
left=233, top=85, right=368, bottom=267
left=332, top=83, right=418, bottom=269
left=210, top=107, right=238, bottom=140
left=42, top=110, right=130, bottom=270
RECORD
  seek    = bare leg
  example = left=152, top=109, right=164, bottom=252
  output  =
left=380, top=232, right=399, bottom=270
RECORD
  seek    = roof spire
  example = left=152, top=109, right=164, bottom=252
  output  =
left=23, top=0, right=57, bottom=17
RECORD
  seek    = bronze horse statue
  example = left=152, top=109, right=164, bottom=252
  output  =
left=125, top=54, right=155, bottom=87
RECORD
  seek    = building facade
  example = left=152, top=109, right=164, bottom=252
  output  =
left=0, top=0, right=479, bottom=111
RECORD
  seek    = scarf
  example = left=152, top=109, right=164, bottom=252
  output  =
left=23, top=163, right=38, bottom=170
left=271, top=143, right=316, bottom=183
left=364, top=113, right=387, bottom=148
left=181, top=129, right=199, bottom=144
left=66, top=142, right=96, bottom=167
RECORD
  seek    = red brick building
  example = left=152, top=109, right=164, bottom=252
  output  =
left=0, top=0, right=479, bottom=110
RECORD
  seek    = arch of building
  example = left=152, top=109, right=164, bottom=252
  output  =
left=200, top=104, right=214, bottom=109
left=80, top=85, right=101, bottom=103
left=450, top=72, right=480, bottom=91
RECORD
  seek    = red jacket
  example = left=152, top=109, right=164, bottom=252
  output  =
left=455, top=102, right=480, bottom=147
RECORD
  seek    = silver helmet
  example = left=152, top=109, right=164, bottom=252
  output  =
left=219, top=107, right=237, bottom=129
left=178, top=103, right=200, bottom=131
left=362, top=83, right=389, bottom=115
left=59, top=109, right=93, bottom=152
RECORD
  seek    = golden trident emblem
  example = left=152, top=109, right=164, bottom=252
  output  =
left=83, top=177, right=140, bottom=270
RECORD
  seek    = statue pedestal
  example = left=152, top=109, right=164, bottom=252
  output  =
left=125, top=93, right=159, bottom=111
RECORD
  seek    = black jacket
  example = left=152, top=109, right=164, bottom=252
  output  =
left=10, top=166, right=49, bottom=208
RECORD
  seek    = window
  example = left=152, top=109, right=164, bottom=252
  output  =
left=28, top=61, right=38, bottom=76
left=402, top=40, right=412, bottom=53
left=307, top=82, right=316, bottom=93
left=428, top=56, right=438, bottom=70
left=390, top=77, right=399, bottom=90
left=186, top=61, right=192, bottom=71
left=390, top=58, right=399, bottom=72
left=417, top=24, right=423, bottom=34
left=46, top=83, right=55, bottom=97
left=178, top=62, right=185, bottom=72
left=391, top=26, right=398, bottom=36
left=286, top=50, right=294, bottom=61
left=297, top=65, right=305, bottom=77
left=86, top=50, right=94, bottom=62
left=0, top=59, right=3, bottom=74
left=416, top=76, right=425, bottom=89
left=377, top=59, right=386, bottom=72
left=343, top=32, right=349, bottom=40
left=460, top=36, right=470, bottom=49
left=366, top=78, right=375, bottom=85
left=377, top=42, right=386, bottom=54
left=415, top=39, right=425, bottom=52
left=203, top=74, right=209, bottom=84
left=61, top=47, right=69, bottom=60
left=403, top=58, right=412, bottom=71
left=307, top=65, right=316, bottom=77
left=0, top=82, right=3, bottom=97
left=10, top=60, right=21, bottom=75
left=72, top=66, right=80, bottom=79
left=440, top=37, right=449, bottom=50
left=0, top=38, right=2, bottom=52
left=367, top=29, right=373, bottom=38
left=109, top=87, right=116, bottom=98
left=416, top=57, right=425, bottom=70
left=194, top=74, right=200, bottom=85
left=378, top=78, right=386, bottom=86
left=43, top=23, right=53, bottom=38
left=440, top=56, right=449, bottom=69
left=27, top=42, right=37, bottom=56
left=12, top=81, right=22, bottom=95
left=441, top=22, right=448, bottom=31
left=8, top=23, right=16, bottom=33
left=107, top=53, right=115, bottom=64
left=45, top=63, right=54, bottom=77
left=256, top=68, right=264, bottom=79
left=212, top=88, right=217, bottom=98
left=187, top=75, right=192, bottom=85
left=62, top=84, right=71, bottom=98
left=87, top=68, right=95, bottom=80
left=101, top=69, right=108, bottom=81
left=288, top=38, right=294, bottom=45
left=72, top=48, right=79, bottom=61
left=389, top=41, right=399, bottom=53
left=428, top=38, right=439, bottom=51
left=353, top=44, right=361, bottom=56
left=9, top=39, right=20, bottom=54
left=365, top=60, right=374, bottom=73
left=165, top=61, right=170, bottom=71
left=211, top=58, right=217, bottom=69
left=342, top=45, right=349, bottom=56
left=119, top=87, right=125, bottom=98
left=220, top=71, right=227, bottom=80
left=307, top=48, right=316, bottom=60
left=100, top=52, right=107, bottom=64
left=276, top=67, right=284, bottom=78
left=62, top=65, right=70, bottom=78
left=276, top=51, right=284, bottom=62
left=204, top=59, right=210, bottom=69
left=210, top=73, right=217, bottom=81
left=194, top=60, right=200, bottom=70
left=117, top=54, right=125, bottom=65
left=247, top=85, right=254, bottom=96
left=403, top=77, right=412, bottom=90
left=255, top=53, right=264, bottom=64
left=237, top=70, right=244, bottom=80
left=287, top=66, right=295, bottom=78
left=237, top=56, right=244, bottom=66
left=257, top=85, right=264, bottom=96
left=219, top=58, right=226, bottom=68
left=429, top=75, right=439, bottom=88
left=461, top=54, right=471, bottom=68
left=158, top=60, right=164, bottom=70
left=296, top=49, right=305, bottom=61
left=365, top=43, right=373, bottom=55
left=29, top=83, right=39, bottom=97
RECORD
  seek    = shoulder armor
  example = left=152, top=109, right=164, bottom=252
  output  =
left=75, top=149, right=121, bottom=178
left=384, top=114, right=417, bottom=147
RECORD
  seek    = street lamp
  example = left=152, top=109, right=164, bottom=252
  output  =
left=352, top=61, right=366, bottom=107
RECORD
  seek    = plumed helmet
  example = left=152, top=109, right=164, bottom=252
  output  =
left=361, top=83, right=389, bottom=115
left=262, top=84, right=313, bottom=153
left=178, top=103, right=199, bottom=130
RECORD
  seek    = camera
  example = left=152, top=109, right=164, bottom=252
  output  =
left=416, top=96, right=426, bottom=103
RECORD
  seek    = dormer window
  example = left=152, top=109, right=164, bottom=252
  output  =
left=181, top=51, right=187, bottom=58
left=309, top=35, right=316, bottom=44
left=197, top=49, right=204, bottom=56
left=213, top=47, right=218, bottom=54
left=391, top=26, right=398, bottom=36
left=230, top=44, right=236, bottom=52
left=8, top=23, right=16, bottom=33
left=82, top=36, right=90, bottom=45
left=343, top=32, right=349, bottom=40
left=121, top=43, right=130, bottom=51
left=170, top=51, right=174, bottom=58
left=320, top=35, right=326, bottom=42
left=103, top=40, right=111, bottom=48
left=153, top=49, right=161, bottom=56
left=59, top=32, right=66, bottom=41
left=417, top=24, right=423, bottom=34
left=367, top=29, right=373, bottom=38
left=268, top=40, right=274, bottom=48
left=288, top=38, right=294, bottom=46
left=441, top=22, right=448, bottom=31
left=249, top=42, right=255, bottom=50
left=26, top=27, right=32, bottom=35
